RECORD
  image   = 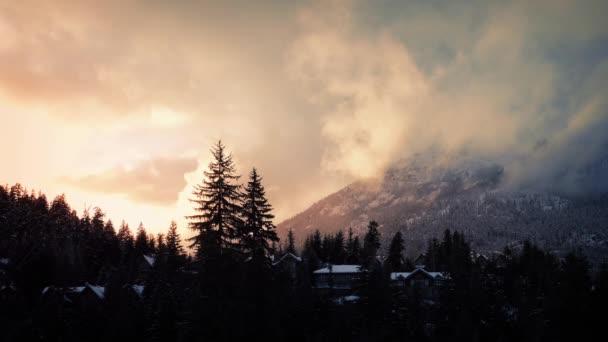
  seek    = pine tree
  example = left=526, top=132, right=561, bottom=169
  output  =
left=157, top=233, right=166, bottom=255
left=135, top=222, right=149, bottom=256
left=165, top=221, right=185, bottom=269
left=187, top=140, right=244, bottom=259
left=103, top=220, right=120, bottom=265
left=166, top=221, right=184, bottom=256
left=286, top=229, right=296, bottom=255
left=148, top=232, right=157, bottom=253
left=362, top=221, right=381, bottom=267
left=387, top=231, right=405, bottom=272
left=117, top=221, right=134, bottom=260
left=331, top=231, right=346, bottom=264
left=351, top=236, right=362, bottom=264
left=242, top=168, right=279, bottom=263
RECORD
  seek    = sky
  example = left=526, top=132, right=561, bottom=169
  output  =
left=1, top=0, right=607, bottom=237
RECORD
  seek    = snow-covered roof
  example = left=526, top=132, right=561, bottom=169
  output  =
left=143, top=254, right=156, bottom=267
left=88, top=285, right=105, bottom=299
left=313, top=265, right=363, bottom=274
left=41, top=284, right=105, bottom=300
left=390, top=268, right=446, bottom=281
left=272, top=253, right=302, bottom=266
left=334, top=295, right=360, bottom=304
left=132, top=285, right=145, bottom=298
left=68, top=286, right=86, bottom=294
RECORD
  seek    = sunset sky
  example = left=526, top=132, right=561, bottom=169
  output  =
left=1, top=0, right=607, bottom=237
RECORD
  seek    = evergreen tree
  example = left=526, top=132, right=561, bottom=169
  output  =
left=387, top=231, right=404, bottom=272
left=147, top=232, right=157, bottom=253
left=103, top=220, right=120, bottom=265
left=362, top=221, right=381, bottom=267
left=117, top=221, right=134, bottom=260
left=286, top=229, right=296, bottom=255
left=242, top=168, right=279, bottom=263
left=331, top=230, right=346, bottom=264
left=135, top=222, right=149, bottom=256
left=351, top=236, right=362, bottom=264
left=187, top=140, right=244, bottom=260
left=165, top=221, right=184, bottom=263
left=156, top=233, right=166, bottom=256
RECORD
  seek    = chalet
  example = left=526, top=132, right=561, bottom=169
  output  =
left=41, top=286, right=72, bottom=305
left=474, top=253, right=489, bottom=268
left=272, top=253, right=301, bottom=278
left=390, top=266, right=446, bottom=300
left=413, top=253, right=426, bottom=266
left=313, top=265, right=364, bottom=294
left=139, top=254, right=156, bottom=271
left=136, top=254, right=156, bottom=280
left=122, top=284, right=145, bottom=304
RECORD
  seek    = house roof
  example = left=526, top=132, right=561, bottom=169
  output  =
left=390, top=268, right=446, bottom=281
left=43, top=284, right=105, bottom=299
left=313, top=265, right=363, bottom=274
left=334, top=295, right=360, bottom=304
left=272, top=253, right=302, bottom=266
left=131, top=285, right=145, bottom=298
left=87, top=285, right=105, bottom=299
left=143, top=254, right=156, bottom=267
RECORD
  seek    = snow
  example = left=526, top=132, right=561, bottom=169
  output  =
left=132, top=285, right=145, bottom=298
left=272, top=253, right=302, bottom=266
left=143, top=254, right=156, bottom=267
left=313, top=265, right=363, bottom=274
left=334, top=295, right=360, bottom=304
left=390, top=268, right=446, bottom=281
left=391, top=272, right=412, bottom=281
left=88, top=285, right=105, bottom=299
left=68, top=286, right=86, bottom=293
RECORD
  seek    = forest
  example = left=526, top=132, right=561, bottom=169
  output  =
left=1, top=141, right=607, bottom=342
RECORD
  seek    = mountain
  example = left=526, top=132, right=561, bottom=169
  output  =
left=277, top=154, right=608, bottom=262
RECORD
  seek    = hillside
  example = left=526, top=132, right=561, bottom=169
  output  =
left=278, top=154, right=608, bottom=261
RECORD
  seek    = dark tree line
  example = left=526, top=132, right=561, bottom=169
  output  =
left=1, top=140, right=608, bottom=341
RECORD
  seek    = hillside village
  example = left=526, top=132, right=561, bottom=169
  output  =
left=2, top=142, right=608, bottom=341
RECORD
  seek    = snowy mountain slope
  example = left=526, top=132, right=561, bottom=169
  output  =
left=277, top=154, right=608, bottom=261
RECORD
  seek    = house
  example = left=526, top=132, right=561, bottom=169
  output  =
left=413, top=253, right=426, bottom=266
left=136, top=254, right=156, bottom=280
left=139, top=254, right=156, bottom=271
left=41, top=286, right=72, bottom=305
left=474, top=253, right=489, bottom=268
left=272, top=253, right=301, bottom=279
left=41, top=284, right=105, bottom=309
left=390, top=266, right=446, bottom=300
left=122, top=284, right=145, bottom=304
left=313, top=265, right=364, bottom=294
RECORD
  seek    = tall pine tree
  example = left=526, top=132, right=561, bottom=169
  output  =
left=387, top=231, right=405, bottom=272
left=362, top=221, right=381, bottom=268
left=286, top=229, right=296, bottom=255
left=242, top=168, right=279, bottom=263
left=165, top=221, right=185, bottom=270
left=187, top=140, right=244, bottom=260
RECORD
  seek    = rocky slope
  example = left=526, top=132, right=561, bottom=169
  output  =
left=277, top=154, right=608, bottom=261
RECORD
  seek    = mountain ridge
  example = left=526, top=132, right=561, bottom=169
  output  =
left=277, top=154, right=608, bottom=262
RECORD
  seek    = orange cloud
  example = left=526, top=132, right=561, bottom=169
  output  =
left=64, top=157, right=197, bottom=206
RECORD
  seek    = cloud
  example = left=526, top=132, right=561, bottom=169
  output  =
left=64, top=157, right=197, bottom=206
left=287, top=0, right=608, bottom=194
left=1, top=0, right=608, bottom=232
